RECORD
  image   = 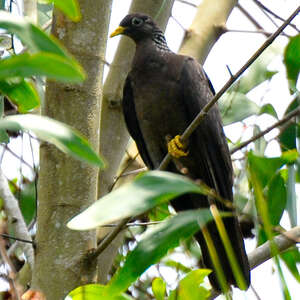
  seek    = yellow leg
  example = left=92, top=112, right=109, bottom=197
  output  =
left=167, top=135, right=189, bottom=158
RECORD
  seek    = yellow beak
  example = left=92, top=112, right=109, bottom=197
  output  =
left=110, top=26, right=125, bottom=38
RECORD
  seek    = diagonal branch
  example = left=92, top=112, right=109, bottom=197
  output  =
left=159, top=5, right=300, bottom=170
left=230, top=107, right=300, bottom=154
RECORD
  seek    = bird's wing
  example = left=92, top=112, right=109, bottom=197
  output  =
left=122, top=75, right=154, bottom=169
left=178, top=57, right=233, bottom=203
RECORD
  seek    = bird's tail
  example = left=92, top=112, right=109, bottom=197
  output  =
left=195, top=215, right=250, bottom=291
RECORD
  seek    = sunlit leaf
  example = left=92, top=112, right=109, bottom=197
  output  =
left=0, top=114, right=105, bottom=167
left=163, top=260, right=192, bottom=273
left=40, top=0, right=81, bottom=21
left=219, top=92, right=260, bottom=125
left=168, top=269, right=211, bottom=300
left=0, top=10, right=68, bottom=56
left=0, top=79, right=39, bottom=112
left=152, top=277, right=166, bottom=300
left=0, top=52, right=85, bottom=83
left=67, top=284, right=133, bottom=300
left=0, top=96, right=8, bottom=143
left=107, top=209, right=221, bottom=296
left=67, top=171, right=209, bottom=230
left=253, top=125, right=267, bottom=156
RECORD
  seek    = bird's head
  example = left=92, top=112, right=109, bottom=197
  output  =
left=110, top=13, right=162, bottom=43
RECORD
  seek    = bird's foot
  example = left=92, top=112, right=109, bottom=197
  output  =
left=167, top=135, right=189, bottom=158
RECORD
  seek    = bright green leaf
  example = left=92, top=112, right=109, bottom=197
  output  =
left=107, top=209, right=221, bottom=296
left=0, top=10, right=68, bottom=56
left=284, top=34, right=300, bottom=91
left=168, top=269, right=211, bottom=300
left=219, top=92, right=260, bottom=125
left=67, top=284, right=133, bottom=300
left=67, top=171, right=209, bottom=230
left=267, top=173, right=286, bottom=226
left=0, top=114, right=105, bottom=167
left=259, top=103, right=278, bottom=119
left=0, top=52, right=85, bottom=83
left=281, top=149, right=298, bottom=164
left=152, top=277, right=166, bottom=300
left=0, top=79, right=40, bottom=112
left=41, top=0, right=81, bottom=21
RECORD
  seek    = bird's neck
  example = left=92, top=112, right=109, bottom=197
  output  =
left=151, top=30, right=171, bottom=52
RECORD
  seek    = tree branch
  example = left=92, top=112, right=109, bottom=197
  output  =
left=230, top=107, right=300, bottom=154
left=0, top=170, right=34, bottom=270
left=159, top=5, right=300, bottom=170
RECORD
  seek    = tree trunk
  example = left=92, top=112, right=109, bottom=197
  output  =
left=32, top=1, right=112, bottom=298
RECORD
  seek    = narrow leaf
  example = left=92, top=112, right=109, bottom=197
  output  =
left=259, top=103, right=278, bottom=119
left=286, top=165, right=297, bottom=227
left=107, top=209, right=221, bottom=295
left=67, top=284, right=133, bottom=300
left=0, top=52, right=85, bottom=83
left=280, top=248, right=300, bottom=283
left=0, top=114, right=105, bottom=167
left=0, top=96, right=9, bottom=143
left=67, top=171, right=209, bottom=230
left=0, top=79, right=39, bottom=112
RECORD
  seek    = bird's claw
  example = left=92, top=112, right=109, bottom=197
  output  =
left=167, top=135, right=189, bottom=158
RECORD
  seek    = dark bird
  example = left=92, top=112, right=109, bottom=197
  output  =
left=110, top=13, right=250, bottom=291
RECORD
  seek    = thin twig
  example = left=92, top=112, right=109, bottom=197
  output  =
left=253, top=0, right=300, bottom=32
left=0, top=233, right=34, bottom=244
left=89, top=217, right=129, bottom=260
left=176, top=0, right=197, bottom=8
left=230, top=107, right=300, bottom=154
left=159, top=6, right=300, bottom=170
left=100, top=221, right=162, bottom=228
left=236, top=3, right=268, bottom=37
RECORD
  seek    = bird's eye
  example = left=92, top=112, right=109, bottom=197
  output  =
left=131, top=17, right=143, bottom=27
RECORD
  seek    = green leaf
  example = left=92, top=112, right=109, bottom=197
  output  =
left=259, top=103, right=278, bottom=119
left=0, top=114, right=105, bottom=167
left=67, top=171, right=209, bottom=230
left=284, top=34, right=300, bottom=92
left=219, top=92, right=260, bottom=125
left=0, top=52, right=85, bottom=83
left=267, top=173, right=286, bottom=226
left=168, top=269, right=211, bottom=300
left=280, top=248, right=300, bottom=283
left=0, top=79, right=40, bottom=112
left=0, top=10, right=68, bottom=56
left=107, top=209, right=220, bottom=296
left=67, top=284, right=133, bottom=300
left=247, top=152, right=287, bottom=188
left=41, top=0, right=81, bottom=21
left=152, top=278, right=166, bottom=300
left=19, top=181, right=36, bottom=225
